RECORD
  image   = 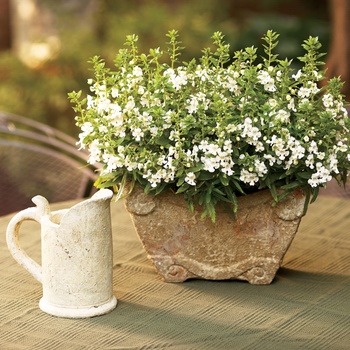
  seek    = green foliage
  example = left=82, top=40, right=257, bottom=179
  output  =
left=70, top=30, right=350, bottom=222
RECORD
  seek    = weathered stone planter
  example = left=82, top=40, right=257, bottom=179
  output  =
left=125, top=187, right=306, bottom=284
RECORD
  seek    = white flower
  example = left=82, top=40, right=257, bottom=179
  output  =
left=308, top=162, right=332, bottom=187
left=254, top=159, right=268, bottom=177
left=238, top=117, right=262, bottom=145
left=165, top=67, right=188, bottom=90
left=258, top=70, right=272, bottom=85
left=81, top=121, right=94, bottom=135
left=111, top=87, right=119, bottom=98
left=292, top=69, right=302, bottom=80
left=201, top=156, right=220, bottom=172
left=308, top=140, right=318, bottom=154
left=98, top=125, right=108, bottom=133
left=195, top=66, right=209, bottom=81
left=124, top=96, right=135, bottom=112
left=268, top=98, right=278, bottom=109
left=148, top=173, right=162, bottom=188
left=313, top=70, right=323, bottom=80
left=240, top=169, right=259, bottom=186
left=108, top=105, right=123, bottom=126
left=97, top=97, right=111, bottom=115
left=287, top=98, right=296, bottom=112
left=226, top=124, right=237, bottom=133
left=248, top=127, right=261, bottom=141
left=298, top=87, right=312, bottom=98
left=225, top=76, right=239, bottom=92
left=87, top=139, right=101, bottom=164
left=308, top=82, right=320, bottom=95
left=322, top=94, right=334, bottom=108
left=132, top=128, right=144, bottom=141
left=291, top=143, right=305, bottom=160
left=258, top=70, right=276, bottom=91
left=317, top=152, right=325, bottom=160
left=185, top=172, right=196, bottom=186
left=223, top=166, right=234, bottom=176
left=132, top=66, right=143, bottom=77
left=266, top=135, right=289, bottom=161
left=207, top=143, right=220, bottom=155
left=265, top=81, right=276, bottom=92
left=275, top=109, right=290, bottom=123
left=338, top=141, right=349, bottom=152
left=86, top=95, right=95, bottom=109
left=137, top=86, right=145, bottom=95
left=169, top=130, right=180, bottom=141
left=77, top=122, right=95, bottom=148
left=103, top=152, right=124, bottom=172
left=264, top=154, right=276, bottom=166
left=329, top=157, right=339, bottom=174
left=305, top=154, right=315, bottom=169
left=255, top=142, right=265, bottom=152
left=186, top=96, right=199, bottom=114
left=150, top=126, right=159, bottom=136
left=96, top=84, right=107, bottom=98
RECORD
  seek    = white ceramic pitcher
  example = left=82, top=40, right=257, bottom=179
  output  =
left=6, top=189, right=117, bottom=318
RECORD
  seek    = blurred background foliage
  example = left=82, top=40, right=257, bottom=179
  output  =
left=0, top=0, right=330, bottom=137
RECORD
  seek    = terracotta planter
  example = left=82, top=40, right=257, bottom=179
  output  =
left=125, top=186, right=306, bottom=284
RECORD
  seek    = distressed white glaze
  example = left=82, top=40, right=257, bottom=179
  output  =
left=6, top=189, right=117, bottom=318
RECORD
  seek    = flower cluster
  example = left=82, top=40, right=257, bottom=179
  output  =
left=69, top=30, right=350, bottom=222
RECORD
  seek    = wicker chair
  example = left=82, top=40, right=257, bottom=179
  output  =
left=0, top=111, right=99, bottom=216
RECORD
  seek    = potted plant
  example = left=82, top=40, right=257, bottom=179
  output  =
left=69, top=30, right=350, bottom=284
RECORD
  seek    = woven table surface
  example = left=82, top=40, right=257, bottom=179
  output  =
left=0, top=188, right=349, bottom=350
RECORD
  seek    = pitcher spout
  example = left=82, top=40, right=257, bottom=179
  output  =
left=90, top=188, right=114, bottom=202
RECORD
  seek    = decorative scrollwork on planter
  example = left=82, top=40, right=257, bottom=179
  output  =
left=126, top=186, right=306, bottom=284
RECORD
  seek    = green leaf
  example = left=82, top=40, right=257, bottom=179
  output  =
left=205, top=185, right=213, bottom=204
left=198, top=172, right=215, bottom=181
left=281, top=181, right=301, bottom=190
left=198, top=192, right=205, bottom=206
left=207, top=202, right=216, bottom=223
left=114, top=172, right=128, bottom=201
left=212, top=189, right=231, bottom=203
left=155, top=182, right=168, bottom=195
left=232, top=180, right=245, bottom=194
left=219, top=174, right=229, bottom=186
left=176, top=177, right=185, bottom=187
left=154, top=134, right=170, bottom=146
left=223, top=186, right=238, bottom=212
left=176, top=183, right=190, bottom=194
left=297, top=171, right=311, bottom=179
left=277, top=189, right=292, bottom=202
left=188, top=164, right=203, bottom=173
left=201, top=201, right=216, bottom=223
left=186, top=198, right=195, bottom=214
left=310, top=187, right=319, bottom=203
left=269, top=183, right=278, bottom=202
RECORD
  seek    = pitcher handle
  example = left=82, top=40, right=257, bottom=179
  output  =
left=6, top=196, right=50, bottom=284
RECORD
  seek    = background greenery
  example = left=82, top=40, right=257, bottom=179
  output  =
left=0, top=0, right=330, bottom=137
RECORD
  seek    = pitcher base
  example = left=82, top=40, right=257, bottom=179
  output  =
left=39, top=296, right=117, bottom=318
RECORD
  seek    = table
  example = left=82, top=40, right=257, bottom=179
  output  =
left=0, top=194, right=349, bottom=349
